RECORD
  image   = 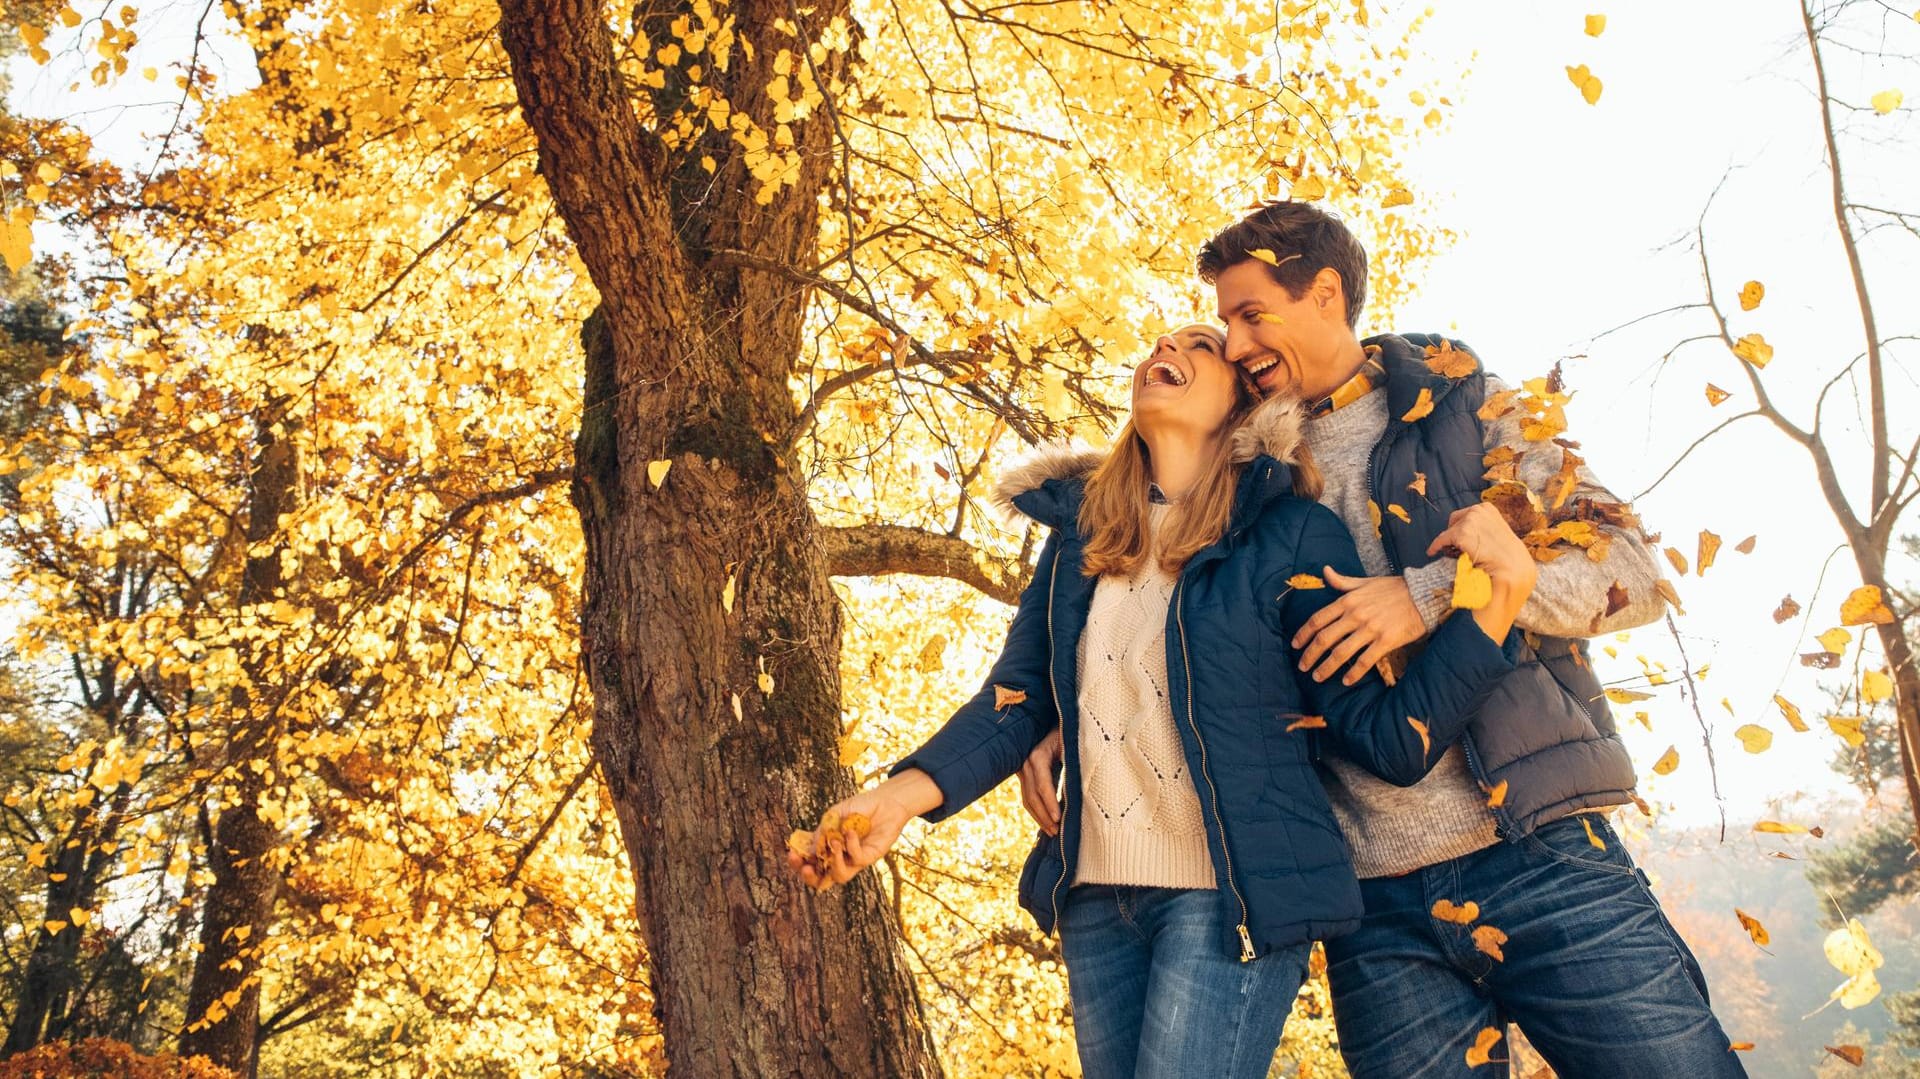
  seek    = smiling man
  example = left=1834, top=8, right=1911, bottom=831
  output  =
left=1021, top=201, right=1749, bottom=1077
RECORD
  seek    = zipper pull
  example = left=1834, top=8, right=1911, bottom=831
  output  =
left=1237, top=924, right=1256, bottom=963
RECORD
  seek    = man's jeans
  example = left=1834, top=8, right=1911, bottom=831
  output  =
left=1059, top=884, right=1311, bottom=1079
left=1326, top=814, right=1749, bottom=1078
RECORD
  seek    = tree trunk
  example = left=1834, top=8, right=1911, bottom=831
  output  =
left=3, top=814, right=101, bottom=1053
left=497, top=2, right=944, bottom=1074
left=179, top=423, right=300, bottom=1079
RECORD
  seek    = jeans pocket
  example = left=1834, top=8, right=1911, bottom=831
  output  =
left=1518, top=814, right=1638, bottom=877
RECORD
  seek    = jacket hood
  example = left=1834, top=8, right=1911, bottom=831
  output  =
left=989, top=395, right=1312, bottom=528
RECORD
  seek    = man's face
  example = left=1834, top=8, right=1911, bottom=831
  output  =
left=1213, top=259, right=1354, bottom=402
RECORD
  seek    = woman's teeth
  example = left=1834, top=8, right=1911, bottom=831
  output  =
left=1146, top=361, right=1187, bottom=386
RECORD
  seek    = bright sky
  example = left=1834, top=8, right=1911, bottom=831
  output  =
left=7, top=1, right=1915, bottom=829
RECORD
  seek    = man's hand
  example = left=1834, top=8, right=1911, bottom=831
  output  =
left=1291, top=569, right=1425, bottom=686
left=1017, top=728, right=1065, bottom=836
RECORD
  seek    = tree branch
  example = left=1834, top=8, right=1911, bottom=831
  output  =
left=823, top=524, right=1026, bottom=605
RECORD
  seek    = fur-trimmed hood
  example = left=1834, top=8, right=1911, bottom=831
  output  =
left=989, top=395, right=1312, bottom=527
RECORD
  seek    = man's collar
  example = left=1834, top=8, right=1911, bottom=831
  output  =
left=1306, top=344, right=1386, bottom=418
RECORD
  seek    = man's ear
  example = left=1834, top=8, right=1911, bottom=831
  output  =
left=1311, top=267, right=1345, bottom=318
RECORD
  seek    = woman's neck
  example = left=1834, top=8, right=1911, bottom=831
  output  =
left=1139, top=427, right=1212, bottom=503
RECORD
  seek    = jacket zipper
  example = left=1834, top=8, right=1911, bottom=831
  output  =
left=1043, top=543, right=1072, bottom=931
left=1175, top=579, right=1257, bottom=962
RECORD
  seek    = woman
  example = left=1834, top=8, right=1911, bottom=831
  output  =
left=788, top=325, right=1538, bottom=1078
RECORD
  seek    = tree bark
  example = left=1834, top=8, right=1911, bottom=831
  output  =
left=179, top=422, right=301, bottom=1079
left=497, top=2, right=943, bottom=1075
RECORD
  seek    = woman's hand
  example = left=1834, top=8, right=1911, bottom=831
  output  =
left=1018, top=728, right=1065, bottom=836
left=1425, top=503, right=1538, bottom=640
left=786, top=769, right=945, bottom=890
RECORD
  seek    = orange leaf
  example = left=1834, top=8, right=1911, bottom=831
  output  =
left=1581, top=817, right=1605, bottom=849
left=1485, top=779, right=1509, bottom=808
left=1402, top=387, right=1435, bottom=422
left=1472, top=924, right=1508, bottom=961
left=1739, top=280, right=1765, bottom=311
left=1387, top=503, right=1412, bottom=524
left=993, top=685, right=1028, bottom=710
left=1408, top=472, right=1428, bottom=497
left=1730, top=1042, right=1755, bottom=1051
left=1704, top=383, right=1731, bottom=406
left=1664, top=547, right=1689, bottom=576
left=1824, top=1045, right=1865, bottom=1066
left=1839, top=585, right=1895, bottom=626
left=1735, top=908, right=1770, bottom=947
left=1286, top=573, right=1325, bottom=590
left=1774, top=695, right=1808, bottom=732
left=1772, top=595, right=1800, bottom=623
left=1652, top=746, right=1679, bottom=775
left=1697, top=531, right=1721, bottom=575
left=1431, top=899, right=1479, bottom=924
left=1424, top=341, right=1477, bottom=379
left=1285, top=715, right=1328, bottom=733
left=1735, top=534, right=1756, bottom=554
left=1465, top=1025, right=1504, bottom=1067
left=1408, top=717, right=1431, bottom=760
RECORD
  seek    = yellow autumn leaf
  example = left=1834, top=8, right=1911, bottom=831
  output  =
left=1652, top=745, right=1679, bottom=774
left=1861, top=670, right=1892, bottom=704
left=1839, top=585, right=1895, bottom=626
left=1285, top=714, right=1328, bottom=732
left=1774, top=695, right=1808, bottom=732
left=1827, top=715, right=1866, bottom=748
left=1735, top=908, right=1770, bottom=947
left=1450, top=553, right=1491, bottom=610
left=1817, top=626, right=1852, bottom=654
left=1697, top=531, right=1721, bottom=575
left=1870, top=88, right=1903, bottom=114
left=1754, top=820, right=1809, bottom=835
left=1704, top=383, right=1730, bottom=406
left=1291, top=175, right=1327, bottom=200
left=1402, top=386, right=1435, bottom=422
left=1581, top=816, right=1605, bottom=849
left=1584, top=13, right=1606, bottom=36
left=1565, top=64, right=1603, bottom=105
left=1382, top=188, right=1415, bottom=208
left=1825, top=919, right=1885, bottom=1008
left=647, top=459, right=672, bottom=488
left=1386, top=503, right=1411, bottom=524
left=1738, top=280, right=1765, bottom=311
left=1732, top=333, right=1773, bottom=368
left=1286, top=573, right=1325, bottom=590
left=1604, top=687, right=1653, bottom=704
left=1250, top=248, right=1279, bottom=266
left=1734, top=725, right=1772, bottom=754
left=1664, top=547, right=1689, bottom=576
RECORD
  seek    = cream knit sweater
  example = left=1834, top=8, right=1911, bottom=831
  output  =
left=1072, top=504, right=1217, bottom=890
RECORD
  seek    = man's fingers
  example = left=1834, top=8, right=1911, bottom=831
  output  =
left=1324, top=565, right=1365, bottom=592
left=1311, top=630, right=1372, bottom=684
left=1290, top=601, right=1342, bottom=650
left=1297, top=613, right=1356, bottom=671
left=1344, top=640, right=1393, bottom=687
left=1427, top=524, right=1462, bottom=558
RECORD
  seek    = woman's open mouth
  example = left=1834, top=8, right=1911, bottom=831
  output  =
left=1143, top=359, right=1188, bottom=387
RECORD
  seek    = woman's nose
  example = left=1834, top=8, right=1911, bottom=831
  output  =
left=1152, top=336, right=1178, bottom=356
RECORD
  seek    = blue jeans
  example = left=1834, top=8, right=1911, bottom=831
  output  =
left=1058, top=884, right=1311, bottom=1079
left=1325, top=815, right=1749, bottom=1078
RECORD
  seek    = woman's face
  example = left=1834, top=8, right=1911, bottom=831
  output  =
left=1131, top=324, right=1246, bottom=439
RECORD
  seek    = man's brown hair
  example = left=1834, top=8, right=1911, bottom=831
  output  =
left=1196, top=201, right=1369, bottom=329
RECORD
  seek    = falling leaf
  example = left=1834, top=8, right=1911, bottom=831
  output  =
left=1451, top=554, right=1492, bottom=610
left=1472, top=924, right=1508, bottom=961
left=1734, top=725, right=1772, bottom=754
left=837, top=735, right=870, bottom=766
left=1862, top=670, right=1893, bottom=704
left=1402, top=387, right=1436, bottom=422
left=1465, top=1026, right=1504, bottom=1067
left=1732, top=333, right=1773, bottom=368
left=1825, top=919, right=1884, bottom=1008
left=1387, top=503, right=1412, bottom=524
left=1827, top=715, right=1866, bottom=748
left=1870, top=88, right=1904, bottom=114
left=1774, top=695, right=1808, bottom=732
left=1696, top=531, right=1721, bottom=575
left=1735, top=908, right=1770, bottom=946
left=1704, top=383, right=1731, bottom=406
left=1839, top=586, right=1895, bottom=626
left=1291, top=175, right=1327, bottom=200
left=1409, top=472, right=1428, bottom=496
left=1423, top=341, right=1476, bottom=379
left=993, top=685, right=1028, bottom=710
left=647, top=459, right=672, bottom=488
left=1286, top=573, right=1325, bottom=590
left=1581, top=816, right=1605, bottom=849
left=1824, top=1045, right=1866, bottom=1066
left=1250, top=248, right=1279, bottom=266
left=1738, top=280, right=1765, bottom=311
left=1817, top=627, right=1852, bottom=654
left=1664, top=547, right=1689, bottom=576
left=1285, top=714, right=1328, bottom=732
left=1565, top=64, right=1603, bottom=105
left=1431, top=899, right=1479, bottom=924
left=1772, top=595, right=1800, bottom=623
left=1604, top=687, right=1653, bottom=704
left=1656, top=578, right=1686, bottom=614
left=1485, top=779, right=1509, bottom=808
left=1409, top=717, right=1431, bottom=759
left=1652, top=746, right=1679, bottom=775
left=1383, top=188, right=1415, bottom=208
left=1754, top=820, right=1810, bottom=835
left=1730, top=1043, right=1755, bottom=1051
left=1735, top=535, right=1756, bottom=554
left=1584, top=13, right=1607, bottom=36
left=1802, top=651, right=1842, bottom=670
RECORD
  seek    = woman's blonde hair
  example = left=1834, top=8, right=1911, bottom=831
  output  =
left=1079, top=371, right=1321, bottom=578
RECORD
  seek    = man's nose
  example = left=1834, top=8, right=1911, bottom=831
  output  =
left=1225, top=326, right=1254, bottom=366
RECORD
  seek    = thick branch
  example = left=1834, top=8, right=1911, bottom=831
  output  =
left=824, top=524, right=1025, bottom=605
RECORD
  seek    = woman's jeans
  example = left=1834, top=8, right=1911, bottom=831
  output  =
left=1058, top=884, right=1311, bottom=1079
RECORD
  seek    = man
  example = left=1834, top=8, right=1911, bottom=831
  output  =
left=1018, top=202, right=1747, bottom=1077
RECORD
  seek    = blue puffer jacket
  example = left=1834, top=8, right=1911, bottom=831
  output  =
left=892, top=398, right=1526, bottom=961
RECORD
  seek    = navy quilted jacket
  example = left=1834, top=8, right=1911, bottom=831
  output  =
left=891, top=398, right=1524, bottom=961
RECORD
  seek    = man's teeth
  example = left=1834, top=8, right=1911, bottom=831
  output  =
left=1245, top=356, right=1279, bottom=376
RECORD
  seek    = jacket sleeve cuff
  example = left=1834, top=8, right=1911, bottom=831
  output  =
left=1436, top=607, right=1526, bottom=673
left=1403, top=559, right=1457, bottom=635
